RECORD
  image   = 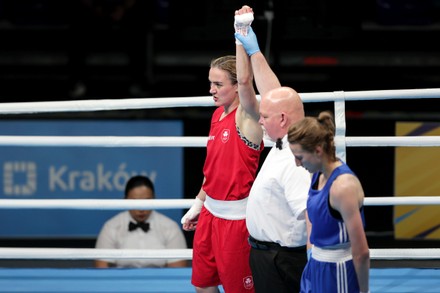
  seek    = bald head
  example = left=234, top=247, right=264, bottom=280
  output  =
left=259, top=87, right=305, bottom=140
left=262, top=87, right=304, bottom=125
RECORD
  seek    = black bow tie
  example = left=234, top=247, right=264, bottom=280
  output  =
left=129, top=221, right=150, bottom=232
left=276, top=138, right=283, bottom=150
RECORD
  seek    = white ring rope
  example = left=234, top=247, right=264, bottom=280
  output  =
left=0, top=247, right=437, bottom=260
left=340, top=136, right=440, bottom=147
left=0, top=88, right=439, bottom=114
left=0, top=199, right=195, bottom=209
left=0, top=96, right=215, bottom=114
left=0, top=136, right=210, bottom=147
left=1, top=88, right=439, bottom=263
left=0, top=136, right=440, bottom=147
left=0, top=196, right=439, bottom=210
left=370, top=248, right=440, bottom=260
left=0, top=248, right=193, bottom=260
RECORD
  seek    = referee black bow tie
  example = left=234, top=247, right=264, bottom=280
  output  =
left=276, top=138, right=283, bottom=150
left=129, top=221, right=150, bottom=232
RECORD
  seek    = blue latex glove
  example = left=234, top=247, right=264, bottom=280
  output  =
left=234, top=26, right=260, bottom=57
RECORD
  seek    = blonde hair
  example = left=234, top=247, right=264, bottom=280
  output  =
left=210, top=55, right=237, bottom=85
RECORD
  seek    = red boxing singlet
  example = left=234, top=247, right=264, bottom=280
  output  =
left=202, top=107, right=263, bottom=201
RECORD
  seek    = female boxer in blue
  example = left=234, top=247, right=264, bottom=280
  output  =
left=288, top=111, right=370, bottom=293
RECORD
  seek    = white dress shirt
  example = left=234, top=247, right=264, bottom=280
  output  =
left=95, top=210, right=187, bottom=267
left=246, top=135, right=311, bottom=247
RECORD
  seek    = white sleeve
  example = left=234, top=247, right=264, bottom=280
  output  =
left=283, top=164, right=311, bottom=219
left=95, top=218, right=118, bottom=263
left=165, top=220, right=187, bottom=249
left=95, top=221, right=116, bottom=249
left=163, top=218, right=187, bottom=265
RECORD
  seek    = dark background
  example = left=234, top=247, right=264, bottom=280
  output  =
left=0, top=0, right=439, bottom=264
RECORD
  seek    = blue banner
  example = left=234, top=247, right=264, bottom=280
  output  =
left=0, top=120, right=183, bottom=238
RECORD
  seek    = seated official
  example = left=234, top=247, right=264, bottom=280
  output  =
left=95, top=175, right=188, bottom=268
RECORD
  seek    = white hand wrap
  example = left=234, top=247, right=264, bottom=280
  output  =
left=234, top=12, right=254, bottom=45
left=181, top=197, right=203, bottom=224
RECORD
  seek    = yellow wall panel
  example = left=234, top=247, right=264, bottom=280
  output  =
left=394, top=122, right=440, bottom=239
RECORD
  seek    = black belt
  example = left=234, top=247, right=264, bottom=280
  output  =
left=248, top=236, right=306, bottom=252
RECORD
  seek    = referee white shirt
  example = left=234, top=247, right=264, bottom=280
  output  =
left=246, top=135, right=311, bottom=247
left=95, top=210, right=187, bottom=267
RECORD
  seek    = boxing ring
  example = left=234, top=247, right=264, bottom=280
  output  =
left=0, top=267, right=438, bottom=292
left=0, top=88, right=440, bottom=292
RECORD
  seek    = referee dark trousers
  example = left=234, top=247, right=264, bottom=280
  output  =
left=248, top=236, right=307, bottom=293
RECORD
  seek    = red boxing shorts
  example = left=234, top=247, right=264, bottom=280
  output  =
left=191, top=207, right=254, bottom=292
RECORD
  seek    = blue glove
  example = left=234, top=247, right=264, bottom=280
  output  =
left=307, top=248, right=312, bottom=260
left=235, top=26, right=260, bottom=57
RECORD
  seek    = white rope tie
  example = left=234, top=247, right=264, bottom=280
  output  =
left=333, top=91, right=347, bottom=161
